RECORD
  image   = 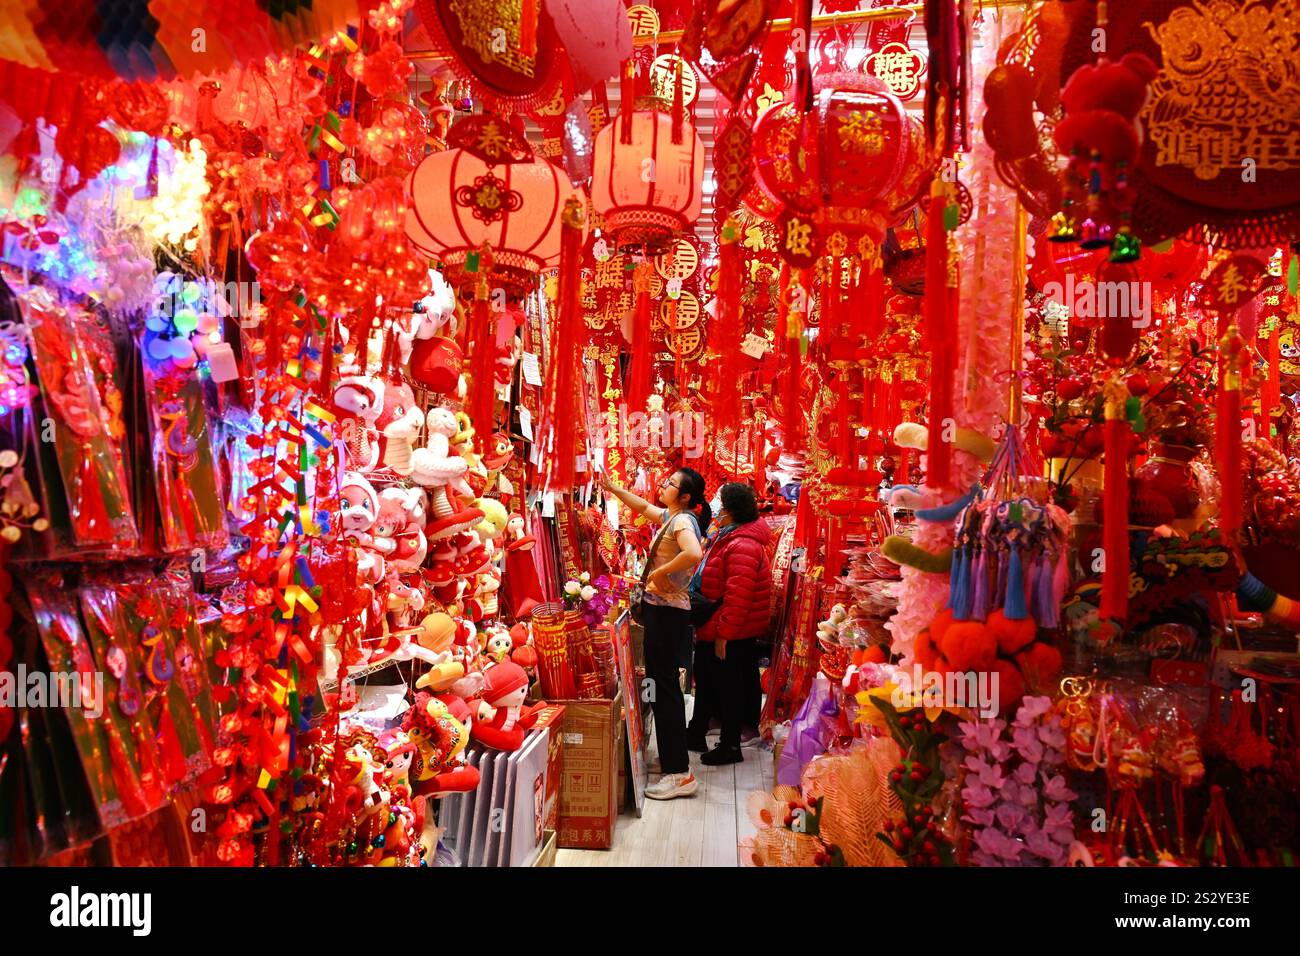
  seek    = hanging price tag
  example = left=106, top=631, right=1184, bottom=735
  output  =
left=518, top=406, right=534, bottom=441
left=541, top=492, right=556, bottom=517
left=740, top=331, right=770, bottom=358
left=521, top=351, right=543, bottom=386
left=607, top=496, right=620, bottom=529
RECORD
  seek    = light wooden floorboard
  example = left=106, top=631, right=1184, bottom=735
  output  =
left=553, top=690, right=776, bottom=867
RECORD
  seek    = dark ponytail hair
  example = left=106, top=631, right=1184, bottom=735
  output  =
left=675, top=467, right=711, bottom=532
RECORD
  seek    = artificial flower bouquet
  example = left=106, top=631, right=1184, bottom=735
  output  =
left=562, top=571, right=622, bottom=628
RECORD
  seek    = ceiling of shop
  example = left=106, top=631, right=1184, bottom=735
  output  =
left=407, top=13, right=956, bottom=255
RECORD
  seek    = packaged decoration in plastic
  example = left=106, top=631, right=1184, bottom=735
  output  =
left=138, top=329, right=229, bottom=553
left=25, top=573, right=162, bottom=831
left=2, top=586, right=104, bottom=863
left=79, top=569, right=215, bottom=789
left=18, top=285, right=139, bottom=553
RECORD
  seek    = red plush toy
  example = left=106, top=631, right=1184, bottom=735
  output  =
left=470, top=661, right=543, bottom=751
left=1054, top=53, right=1159, bottom=168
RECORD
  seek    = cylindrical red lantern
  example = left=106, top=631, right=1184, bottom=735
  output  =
left=752, top=75, right=928, bottom=243
left=591, top=107, right=704, bottom=249
left=405, top=145, right=572, bottom=291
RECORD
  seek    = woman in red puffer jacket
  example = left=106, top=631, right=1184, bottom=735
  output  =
left=688, top=483, right=772, bottom=766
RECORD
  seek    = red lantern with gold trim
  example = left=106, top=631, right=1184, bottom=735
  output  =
left=591, top=105, right=705, bottom=251
left=752, top=75, right=929, bottom=248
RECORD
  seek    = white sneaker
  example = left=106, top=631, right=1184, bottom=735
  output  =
left=645, top=772, right=698, bottom=800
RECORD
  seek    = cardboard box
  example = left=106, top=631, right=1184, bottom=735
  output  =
left=530, top=704, right=566, bottom=834
left=555, top=691, right=624, bottom=849
left=531, top=829, right=558, bottom=867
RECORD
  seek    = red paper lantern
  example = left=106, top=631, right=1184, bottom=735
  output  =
left=405, top=143, right=573, bottom=290
left=591, top=106, right=705, bottom=250
left=752, top=75, right=928, bottom=244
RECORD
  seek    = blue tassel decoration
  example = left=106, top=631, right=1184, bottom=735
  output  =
left=970, top=548, right=990, bottom=621
left=1004, top=542, right=1028, bottom=620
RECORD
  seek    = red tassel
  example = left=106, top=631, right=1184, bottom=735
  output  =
left=619, top=60, right=635, bottom=145
left=925, top=177, right=955, bottom=490
left=544, top=200, right=587, bottom=491
left=1100, top=380, right=1130, bottom=622
left=1216, top=330, right=1245, bottom=537
left=519, top=0, right=539, bottom=56
left=469, top=289, right=497, bottom=444
left=712, top=221, right=744, bottom=430
left=777, top=265, right=805, bottom=445
left=627, top=264, right=653, bottom=412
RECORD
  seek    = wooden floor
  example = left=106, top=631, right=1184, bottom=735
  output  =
left=555, top=698, right=775, bottom=868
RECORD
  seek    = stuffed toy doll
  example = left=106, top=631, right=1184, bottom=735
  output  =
left=382, top=486, right=428, bottom=572
left=376, top=378, right=424, bottom=476
left=412, top=407, right=485, bottom=543
left=340, top=471, right=380, bottom=544
left=400, top=269, right=456, bottom=362
left=370, top=495, right=405, bottom=559
left=504, top=513, right=536, bottom=551
left=471, top=661, right=542, bottom=752
left=484, top=626, right=513, bottom=664
left=405, top=692, right=481, bottom=796
left=338, top=476, right=382, bottom=587
left=334, top=371, right=386, bottom=472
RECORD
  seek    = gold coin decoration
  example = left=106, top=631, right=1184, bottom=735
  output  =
left=626, top=4, right=660, bottom=38
left=662, top=290, right=701, bottom=330
left=649, top=54, right=699, bottom=106
left=667, top=325, right=705, bottom=360
left=655, top=237, right=700, bottom=280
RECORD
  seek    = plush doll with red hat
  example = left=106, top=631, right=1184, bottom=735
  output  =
left=334, top=371, right=386, bottom=472
left=471, top=661, right=542, bottom=751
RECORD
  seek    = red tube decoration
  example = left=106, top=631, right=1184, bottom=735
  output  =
left=543, top=199, right=587, bottom=491
left=1101, top=378, right=1130, bottom=622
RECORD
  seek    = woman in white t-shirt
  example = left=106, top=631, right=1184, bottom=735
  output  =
left=601, top=467, right=709, bottom=800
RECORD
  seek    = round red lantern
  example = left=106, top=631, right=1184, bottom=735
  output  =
left=752, top=75, right=928, bottom=245
left=591, top=106, right=705, bottom=250
left=405, top=116, right=577, bottom=290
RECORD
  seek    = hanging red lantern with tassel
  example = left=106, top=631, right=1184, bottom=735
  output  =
left=591, top=104, right=705, bottom=251
left=405, top=114, right=577, bottom=293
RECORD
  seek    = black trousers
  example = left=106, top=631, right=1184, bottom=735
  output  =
left=742, top=641, right=763, bottom=732
left=690, top=638, right=757, bottom=750
left=642, top=602, right=692, bottom=775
